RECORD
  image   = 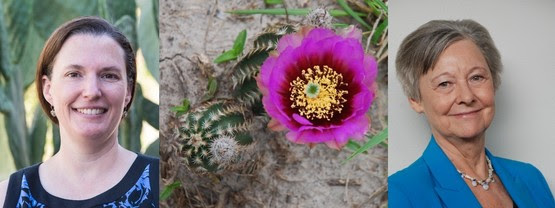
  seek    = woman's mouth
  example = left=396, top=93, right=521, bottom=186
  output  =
left=74, top=108, right=107, bottom=115
left=451, top=109, right=481, bottom=117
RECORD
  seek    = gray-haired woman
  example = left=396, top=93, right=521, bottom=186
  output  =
left=388, top=19, right=554, bottom=207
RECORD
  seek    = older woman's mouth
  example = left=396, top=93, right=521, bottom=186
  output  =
left=450, top=109, right=481, bottom=117
left=74, top=108, right=108, bottom=115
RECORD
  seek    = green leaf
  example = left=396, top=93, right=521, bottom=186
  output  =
left=119, top=86, right=144, bottom=152
left=114, top=15, right=138, bottom=52
left=0, top=88, right=13, bottom=113
left=371, top=19, right=387, bottom=44
left=29, top=108, right=47, bottom=163
left=343, top=128, right=388, bottom=163
left=52, top=125, right=61, bottom=155
left=366, top=0, right=388, bottom=15
left=160, top=181, right=181, bottom=201
left=2, top=0, right=32, bottom=64
left=345, top=140, right=362, bottom=152
left=227, top=8, right=365, bottom=17
left=213, top=29, right=247, bottom=64
left=32, top=0, right=99, bottom=39
left=337, top=0, right=371, bottom=30
left=201, top=77, right=218, bottom=101
left=19, top=26, right=46, bottom=89
left=136, top=0, right=160, bottom=82
left=170, top=99, right=190, bottom=117
left=104, top=0, right=136, bottom=23
left=141, top=97, right=159, bottom=129
left=144, top=138, right=159, bottom=157
left=213, top=50, right=238, bottom=64
left=264, top=0, right=283, bottom=5
left=232, top=29, right=247, bottom=56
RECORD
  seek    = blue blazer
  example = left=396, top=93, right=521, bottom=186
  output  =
left=389, top=137, right=555, bottom=208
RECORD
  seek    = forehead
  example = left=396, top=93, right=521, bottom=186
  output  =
left=428, top=39, right=488, bottom=75
left=52, top=34, right=126, bottom=72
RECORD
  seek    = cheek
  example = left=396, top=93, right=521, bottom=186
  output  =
left=423, top=93, right=454, bottom=116
left=105, top=84, right=128, bottom=104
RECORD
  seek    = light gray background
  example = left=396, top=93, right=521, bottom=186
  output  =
left=388, top=0, right=555, bottom=193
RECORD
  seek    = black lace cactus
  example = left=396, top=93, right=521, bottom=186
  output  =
left=178, top=99, right=253, bottom=172
left=232, top=23, right=297, bottom=112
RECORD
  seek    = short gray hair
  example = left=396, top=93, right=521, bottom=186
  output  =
left=396, top=19, right=502, bottom=100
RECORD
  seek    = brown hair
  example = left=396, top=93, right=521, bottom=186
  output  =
left=396, top=19, right=502, bottom=100
left=36, top=16, right=136, bottom=124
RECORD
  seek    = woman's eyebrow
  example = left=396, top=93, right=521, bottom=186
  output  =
left=430, top=71, right=452, bottom=82
left=100, top=66, right=124, bottom=72
left=64, top=64, right=84, bottom=70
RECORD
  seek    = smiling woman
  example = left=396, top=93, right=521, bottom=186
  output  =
left=388, top=19, right=554, bottom=207
left=0, top=17, right=158, bottom=207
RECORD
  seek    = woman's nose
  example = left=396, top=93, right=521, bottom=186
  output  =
left=455, top=82, right=475, bottom=105
left=82, top=76, right=102, bottom=98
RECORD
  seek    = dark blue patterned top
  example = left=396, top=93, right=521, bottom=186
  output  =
left=4, top=154, right=159, bottom=208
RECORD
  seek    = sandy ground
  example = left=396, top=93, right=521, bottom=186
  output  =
left=159, top=0, right=388, bottom=207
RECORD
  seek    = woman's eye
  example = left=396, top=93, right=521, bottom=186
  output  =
left=471, top=75, right=484, bottom=81
left=438, top=81, right=451, bottom=88
left=66, top=72, right=81, bottom=78
left=102, top=74, right=120, bottom=80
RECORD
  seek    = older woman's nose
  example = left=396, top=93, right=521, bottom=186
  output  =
left=82, top=76, right=102, bottom=98
left=455, top=82, right=475, bottom=105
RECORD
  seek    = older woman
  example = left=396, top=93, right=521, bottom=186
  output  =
left=388, top=20, right=554, bottom=207
left=0, top=17, right=158, bottom=207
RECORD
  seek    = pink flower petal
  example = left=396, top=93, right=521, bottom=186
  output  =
left=259, top=26, right=377, bottom=150
left=293, top=113, right=313, bottom=125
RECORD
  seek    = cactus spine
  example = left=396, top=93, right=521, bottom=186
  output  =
left=178, top=99, right=253, bottom=172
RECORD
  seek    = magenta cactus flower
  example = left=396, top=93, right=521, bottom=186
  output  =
left=256, top=26, right=377, bottom=149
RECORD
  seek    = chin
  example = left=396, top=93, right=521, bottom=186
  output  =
left=73, top=125, right=116, bottom=139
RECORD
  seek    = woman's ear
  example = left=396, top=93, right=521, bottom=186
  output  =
left=125, top=84, right=132, bottom=107
left=42, top=75, right=53, bottom=104
left=408, top=97, right=424, bottom=113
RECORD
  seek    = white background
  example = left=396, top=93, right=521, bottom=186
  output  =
left=388, top=0, right=555, bottom=193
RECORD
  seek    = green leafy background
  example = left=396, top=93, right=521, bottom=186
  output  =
left=0, top=0, right=160, bottom=181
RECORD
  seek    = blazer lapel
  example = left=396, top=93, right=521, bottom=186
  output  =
left=423, top=137, right=481, bottom=208
left=486, top=150, right=537, bottom=208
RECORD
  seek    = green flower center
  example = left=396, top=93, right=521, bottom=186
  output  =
left=305, top=82, right=320, bottom=98
left=289, top=65, right=348, bottom=121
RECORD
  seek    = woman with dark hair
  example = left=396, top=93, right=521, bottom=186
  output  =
left=388, top=19, right=554, bottom=207
left=0, top=16, right=158, bottom=207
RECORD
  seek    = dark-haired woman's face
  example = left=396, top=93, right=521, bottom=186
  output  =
left=42, top=34, right=131, bottom=140
left=409, top=39, right=495, bottom=140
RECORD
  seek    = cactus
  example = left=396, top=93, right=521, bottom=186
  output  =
left=177, top=99, right=253, bottom=172
left=232, top=24, right=297, bottom=113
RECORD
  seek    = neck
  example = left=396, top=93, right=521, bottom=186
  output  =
left=50, top=127, right=126, bottom=176
left=433, top=130, right=488, bottom=179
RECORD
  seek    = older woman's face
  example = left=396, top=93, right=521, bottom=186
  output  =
left=42, top=34, right=131, bottom=139
left=409, top=39, right=495, bottom=140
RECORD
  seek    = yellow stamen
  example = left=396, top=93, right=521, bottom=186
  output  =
left=289, top=65, right=348, bottom=121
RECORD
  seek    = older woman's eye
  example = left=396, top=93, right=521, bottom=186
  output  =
left=438, top=81, right=451, bottom=88
left=470, top=75, right=485, bottom=82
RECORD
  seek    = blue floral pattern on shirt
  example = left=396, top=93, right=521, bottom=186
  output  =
left=16, top=175, right=46, bottom=208
left=15, top=165, right=154, bottom=208
left=102, top=164, right=154, bottom=208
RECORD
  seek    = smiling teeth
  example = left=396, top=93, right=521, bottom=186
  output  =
left=76, top=108, right=106, bottom=115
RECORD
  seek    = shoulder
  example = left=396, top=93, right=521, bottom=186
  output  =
left=0, top=164, right=40, bottom=207
left=494, top=157, right=546, bottom=180
left=389, top=157, right=431, bottom=187
left=0, top=179, right=7, bottom=207
left=388, top=158, right=437, bottom=208
left=494, top=156, right=555, bottom=206
left=135, top=153, right=159, bottom=169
